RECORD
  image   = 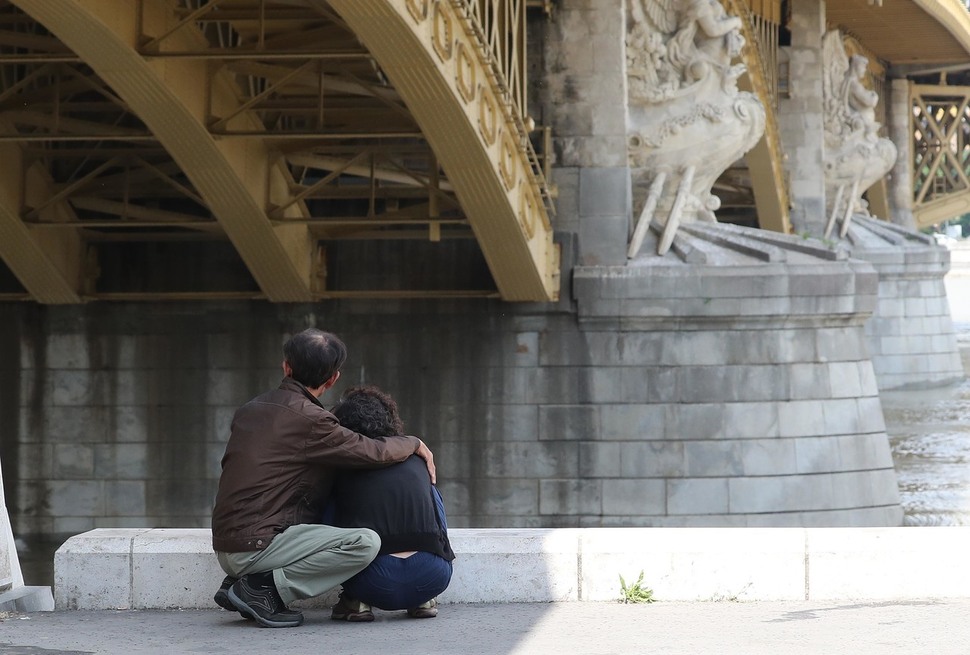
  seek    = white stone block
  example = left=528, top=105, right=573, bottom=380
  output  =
left=807, top=527, right=970, bottom=599
left=132, top=529, right=222, bottom=609
left=580, top=528, right=805, bottom=601
left=0, top=585, right=54, bottom=612
left=54, top=528, right=149, bottom=609
left=441, top=529, right=580, bottom=603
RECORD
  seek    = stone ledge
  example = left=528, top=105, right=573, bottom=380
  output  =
left=53, top=527, right=970, bottom=609
left=0, top=585, right=54, bottom=612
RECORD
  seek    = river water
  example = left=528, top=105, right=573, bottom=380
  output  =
left=882, top=286, right=970, bottom=528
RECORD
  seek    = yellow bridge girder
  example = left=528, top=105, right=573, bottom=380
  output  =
left=911, top=83, right=970, bottom=230
left=12, top=0, right=317, bottom=302
left=325, top=0, right=558, bottom=301
left=730, top=0, right=790, bottom=234
left=0, top=121, right=83, bottom=303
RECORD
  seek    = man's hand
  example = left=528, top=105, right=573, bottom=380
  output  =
left=415, top=439, right=436, bottom=484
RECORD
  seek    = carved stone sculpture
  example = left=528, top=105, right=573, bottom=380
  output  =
left=822, top=31, right=897, bottom=238
left=626, top=0, right=765, bottom=257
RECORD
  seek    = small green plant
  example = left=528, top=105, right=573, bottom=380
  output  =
left=619, top=570, right=655, bottom=604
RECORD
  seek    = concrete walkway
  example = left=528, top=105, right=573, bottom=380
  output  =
left=2, top=601, right=970, bottom=655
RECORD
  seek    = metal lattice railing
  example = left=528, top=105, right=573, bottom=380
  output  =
left=912, top=87, right=970, bottom=206
left=451, top=0, right=555, bottom=213
left=458, top=0, right=527, bottom=121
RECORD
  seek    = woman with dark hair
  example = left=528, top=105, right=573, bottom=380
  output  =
left=327, top=385, right=455, bottom=621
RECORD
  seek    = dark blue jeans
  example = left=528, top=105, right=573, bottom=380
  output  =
left=342, top=550, right=453, bottom=610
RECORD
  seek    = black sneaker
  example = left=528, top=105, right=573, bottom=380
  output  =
left=215, top=575, right=254, bottom=620
left=227, top=573, right=304, bottom=628
left=214, top=575, right=237, bottom=611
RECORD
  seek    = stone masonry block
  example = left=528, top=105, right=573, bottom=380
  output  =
left=666, top=477, right=729, bottom=515
left=664, top=403, right=726, bottom=440
left=578, top=214, right=628, bottom=266
left=827, top=361, right=864, bottom=398
left=132, top=530, right=223, bottom=609
left=727, top=476, right=788, bottom=514
left=53, top=517, right=95, bottom=535
left=684, top=441, right=742, bottom=477
left=807, top=528, right=970, bottom=600
left=473, top=479, right=540, bottom=516
left=578, top=442, right=621, bottom=477
left=856, top=396, right=887, bottom=433
left=104, top=481, right=147, bottom=516
left=483, top=442, right=579, bottom=478
left=45, top=334, right=92, bottom=369
left=788, top=363, right=830, bottom=400
left=777, top=400, right=827, bottom=437
left=444, top=529, right=580, bottom=603
left=579, top=167, right=630, bottom=217
left=721, top=402, right=780, bottom=439
left=741, top=439, right=798, bottom=476
left=539, top=479, right=602, bottom=515
left=49, top=481, right=103, bottom=517
left=619, top=442, right=686, bottom=477
left=52, top=444, right=94, bottom=478
left=601, top=479, right=666, bottom=516
left=539, top=405, right=599, bottom=441
left=600, top=404, right=665, bottom=440
left=54, top=529, right=150, bottom=609
left=95, top=444, right=148, bottom=479
left=822, top=398, right=862, bottom=435
left=794, top=436, right=843, bottom=474
left=580, top=528, right=805, bottom=601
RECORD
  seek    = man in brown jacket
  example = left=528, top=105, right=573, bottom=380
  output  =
left=210, top=328, right=435, bottom=628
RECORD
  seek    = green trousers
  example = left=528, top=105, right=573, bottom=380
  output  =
left=217, top=524, right=380, bottom=605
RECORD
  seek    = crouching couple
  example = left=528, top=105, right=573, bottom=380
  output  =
left=210, top=329, right=454, bottom=627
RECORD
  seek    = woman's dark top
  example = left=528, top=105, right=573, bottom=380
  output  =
left=331, top=454, right=455, bottom=561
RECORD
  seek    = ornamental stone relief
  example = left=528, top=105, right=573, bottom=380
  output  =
left=821, top=30, right=897, bottom=238
left=626, top=0, right=765, bottom=256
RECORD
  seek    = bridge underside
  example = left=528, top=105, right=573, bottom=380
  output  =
left=0, top=0, right=558, bottom=303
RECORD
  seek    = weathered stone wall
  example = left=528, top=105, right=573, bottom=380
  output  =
left=861, top=246, right=964, bottom=390
left=0, top=253, right=904, bottom=539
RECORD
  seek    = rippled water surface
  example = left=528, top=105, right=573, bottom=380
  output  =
left=882, top=328, right=970, bottom=526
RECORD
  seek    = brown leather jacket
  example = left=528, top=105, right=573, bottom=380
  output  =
left=211, top=377, right=421, bottom=553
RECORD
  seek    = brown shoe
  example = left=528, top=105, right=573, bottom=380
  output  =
left=330, top=594, right=374, bottom=622
left=406, top=598, right=438, bottom=619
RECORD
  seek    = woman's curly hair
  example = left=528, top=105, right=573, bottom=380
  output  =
left=332, top=385, right=405, bottom=438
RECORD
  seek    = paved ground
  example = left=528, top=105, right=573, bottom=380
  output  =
left=2, top=600, right=970, bottom=655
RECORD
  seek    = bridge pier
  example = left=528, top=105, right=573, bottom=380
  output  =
left=887, top=78, right=918, bottom=231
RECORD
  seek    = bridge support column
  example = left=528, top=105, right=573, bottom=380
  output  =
left=887, top=78, right=917, bottom=231
left=542, top=0, right=631, bottom=266
left=779, top=0, right=827, bottom=235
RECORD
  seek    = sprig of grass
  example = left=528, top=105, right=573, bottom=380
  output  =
left=619, top=570, right=655, bottom=604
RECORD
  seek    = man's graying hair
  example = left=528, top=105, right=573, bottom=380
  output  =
left=282, top=328, right=347, bottom=389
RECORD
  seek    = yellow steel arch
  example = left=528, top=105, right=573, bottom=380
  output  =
left=12, top=0, right=316, bottom=302
left=324, top=0, right=558, bottom=301
left=725, top=0, right=790, bottom=234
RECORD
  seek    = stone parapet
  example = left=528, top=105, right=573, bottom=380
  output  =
left=54, top=527, right=970, bottom=609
